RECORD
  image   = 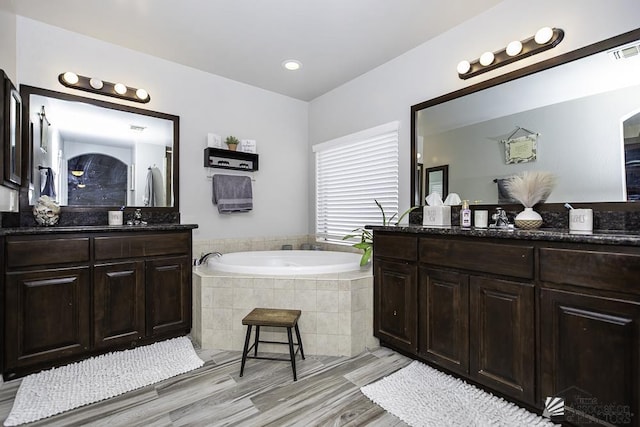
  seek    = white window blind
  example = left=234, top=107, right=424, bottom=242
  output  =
left=314, top=121, right=399, bottom=244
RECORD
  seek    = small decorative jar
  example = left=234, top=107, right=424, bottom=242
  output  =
left=33, top=195, right=61, bottom=226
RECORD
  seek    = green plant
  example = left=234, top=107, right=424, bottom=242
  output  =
left=224, top=135, right=240, bottom=146
left=342, top=200, right=418, bottom=266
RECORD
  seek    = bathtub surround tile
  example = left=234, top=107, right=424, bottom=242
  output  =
left=193, top=268, right=373, bottom=357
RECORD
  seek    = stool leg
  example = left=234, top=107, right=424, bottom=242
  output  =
left=286, top=327, right=297, bottom=381
left=254, top=326, right=260, bottom=357
left=240, top=325, right=252, bottom=377
left=294, top=323, right=305, bottom=360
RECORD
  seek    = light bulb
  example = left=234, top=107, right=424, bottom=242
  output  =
left=63, top=72, right=79, bottom=85
left=282, top=60, right=302, bottom=71
left=456, top=60, right=471, bottom=74
left=114, top=83, right=127, bottom=95
left=506, top=40, right=523, bottom=56
left=479, top=51, right=495, bottom=66
left=535, top=27, right=553, bottom=44
left=136, top=88, right=148, bottom=100
left=89, top=78, right=103, bottom=89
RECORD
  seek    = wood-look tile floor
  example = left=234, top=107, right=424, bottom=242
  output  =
left=0, top=345, right=412, bottom=426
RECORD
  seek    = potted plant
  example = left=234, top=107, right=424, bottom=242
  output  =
left=343, top=200, right=418, bottom=266
left=225, top=135, right=240, bottom=151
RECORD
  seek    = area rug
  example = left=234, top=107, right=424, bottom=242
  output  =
left=361, top=360, right=556, bottom=426
left=4, top=336, right=204, bottom=426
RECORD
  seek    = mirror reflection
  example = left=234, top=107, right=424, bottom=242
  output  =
left=26, top=88, right=177, bottom=207
left=413, top=31, right=640, bottom=207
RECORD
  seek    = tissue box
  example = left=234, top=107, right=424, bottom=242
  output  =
left=423, top=205, right=451, bottom=227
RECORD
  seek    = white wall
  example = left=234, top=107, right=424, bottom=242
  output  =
left=16, top=17, right=309, bottom=240
left=0, top=8, right=19, bottom=213
left=308, top=0, right=640, bottom=225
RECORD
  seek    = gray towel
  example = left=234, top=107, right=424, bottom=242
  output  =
left=212, top=174, right=253, bottom=213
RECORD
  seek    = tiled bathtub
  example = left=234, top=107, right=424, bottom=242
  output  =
left=192, top=267, right=378, bottom=357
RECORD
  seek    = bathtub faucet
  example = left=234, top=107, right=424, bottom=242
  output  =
left=195, top=251, right=222, bottom=266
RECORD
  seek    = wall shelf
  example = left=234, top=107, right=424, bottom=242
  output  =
left=204, top=147, right=259, bottom=172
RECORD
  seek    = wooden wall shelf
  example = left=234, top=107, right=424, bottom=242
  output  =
left=204, top=147, right=259, bottom=172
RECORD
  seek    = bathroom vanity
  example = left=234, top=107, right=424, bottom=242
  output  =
left=1, top=224, right=197, bottom=380
left=373, top=226, right=640, bottom=425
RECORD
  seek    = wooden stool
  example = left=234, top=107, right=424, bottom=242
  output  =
left=239, top=308, right=305, bottom=381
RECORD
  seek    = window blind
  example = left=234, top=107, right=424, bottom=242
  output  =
left=313, top=121, right=399, bottom=244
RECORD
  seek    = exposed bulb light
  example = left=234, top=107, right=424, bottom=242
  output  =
left=136, top=88, right=148, bottom=100
left=535, top=27, right=554, bottom=44
left=71, top=170, right=84, bottom=177
left=282, top=59, right=302, bottom=71
left=62, top=71, right=79, bottom=85
left=58, top=72, right=151, bottom=103
left=506, top=40, right=523, bottom=56
left=479, top=51, right=495, bottom=66
left=456, top=60, right=471, bottom=74
left=114, top=83, right=127, bottom=95
left=77, top=183, right=86, bottom=189
left=457, top=27, right=564, bottom=80
left=89, top=78, right=104, bottom=89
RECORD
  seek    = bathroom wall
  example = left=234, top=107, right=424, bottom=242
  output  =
left=308, top=0, right=640, bottom=225
left=0, top=8, right=19, bottom=214
left=15, top=17, right=309, bottom=240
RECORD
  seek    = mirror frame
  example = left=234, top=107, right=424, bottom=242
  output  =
left=411, top=27, right=640, bottom=210
left=19, top=85, right=180, bottom=215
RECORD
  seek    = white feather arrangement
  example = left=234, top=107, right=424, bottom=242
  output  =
left=504, top=171, right=556, bottom=208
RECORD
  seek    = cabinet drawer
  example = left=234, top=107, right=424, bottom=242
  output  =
left=540, top=247, right=640, bottom=292
left=6, top=237, right=90, bottom=268
left=95, top=233, right=190, bottom=260
left=420, top=238, right=534, bottom=279
left=373, top=233, right=417, bottom=261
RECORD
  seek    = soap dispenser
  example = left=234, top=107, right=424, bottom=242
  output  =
left=460, top=200, right=471, bottom=227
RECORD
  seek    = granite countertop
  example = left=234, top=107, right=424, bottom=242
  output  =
left=0, top=223, right=199, bottom=236
left=371, top=225, right=640, bottom=246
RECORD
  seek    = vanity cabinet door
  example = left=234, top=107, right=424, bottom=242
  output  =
left=146, top=256, right=192, bottom=337
left=374, top=258, right=417, bottom=353
left=94, top=261, right=145, bottom=349
left=418, top=268, right=469, bottom=375
left=469, top=276, right=535, bottom=404
left=4, top=267, right=90, bottom=376
left=540, top=288, right=640, bottom=426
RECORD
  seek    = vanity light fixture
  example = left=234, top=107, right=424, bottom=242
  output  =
left=70, top=170, right=84, bottom=177
left=457, top=27, right=564, bottom=80
left=58, top=72, right=151, bottom=103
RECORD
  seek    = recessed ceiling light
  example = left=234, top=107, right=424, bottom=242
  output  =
left=282, top=60, right=302, bottom=71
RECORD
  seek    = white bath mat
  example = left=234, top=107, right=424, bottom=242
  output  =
left=4, top=336, right=204, bottom=426
left=361, top=360, right=556, bottom=427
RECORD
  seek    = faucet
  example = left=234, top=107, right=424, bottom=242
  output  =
left=491, top=207, right=511, bottom=228
left=194, top=251, right=222, bottom=266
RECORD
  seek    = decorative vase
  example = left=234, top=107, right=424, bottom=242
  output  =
left=32, top=195, right=61, bottom=226
left=514, top=207, right=543, bottom=229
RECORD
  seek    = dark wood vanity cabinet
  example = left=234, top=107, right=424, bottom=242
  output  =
left=374, top=230, right=640, bottom=422
left=373, top=234, right=418, bottom=353
left=417, top=238, right=536, bottom=404
left=3, top=229, right=193, bottom=379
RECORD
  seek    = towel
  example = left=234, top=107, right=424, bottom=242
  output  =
left=40, top=167, right=56, bottom=198
left=212, top=174, right=253, bottom=213
left=144, top=168, right=155, bottom=206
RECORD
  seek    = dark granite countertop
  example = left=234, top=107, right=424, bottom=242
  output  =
left=0, top=223, right=199, bottom=236
left=371, top=225, right=640, bottom=246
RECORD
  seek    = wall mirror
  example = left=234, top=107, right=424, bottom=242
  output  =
left=20, top=86, right=179, bottom=211
left=1, top=71, right=22, bottom=188
left=412, top=28, right=640, bottom=208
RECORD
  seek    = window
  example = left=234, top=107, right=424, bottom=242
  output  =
left=314, top=121, right=399, bottom=244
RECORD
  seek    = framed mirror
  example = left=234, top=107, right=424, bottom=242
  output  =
left=20, top=86, right=179, bottom=212
left=424, top=164, right=449, bottom=202
left=411, top=28, right=640, bottom=208
left=1, top=71, right=22, bottom=188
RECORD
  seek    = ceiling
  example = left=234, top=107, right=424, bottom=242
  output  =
left=4, top=0, right=503, bottom=101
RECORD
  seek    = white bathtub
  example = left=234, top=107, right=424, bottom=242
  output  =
left=206, top=250, right=362, bottom=275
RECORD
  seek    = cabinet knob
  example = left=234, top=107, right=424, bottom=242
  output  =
left=393, top=310, right=397, bottom=316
